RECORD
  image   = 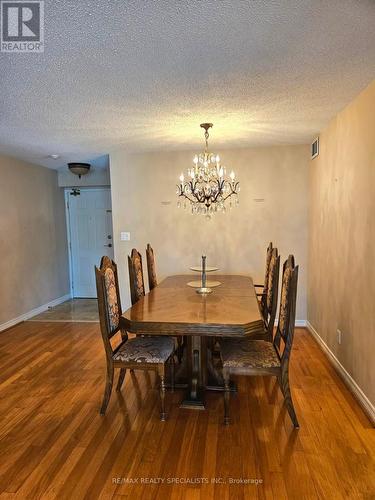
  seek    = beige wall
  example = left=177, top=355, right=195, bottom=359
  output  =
left=110, top=145, right=309, bottom=319
left=0, top=155, right=70, bottom=326
left=308, top=80, right=375, bottom=406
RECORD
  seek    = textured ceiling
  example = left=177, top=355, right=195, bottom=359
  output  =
left=0, top=0, right=375, bottom=169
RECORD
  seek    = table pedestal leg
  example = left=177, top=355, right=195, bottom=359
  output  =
left=180, top=336, right=206, bottom=409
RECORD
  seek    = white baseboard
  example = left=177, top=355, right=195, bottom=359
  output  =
left=0, top=293, right=71, bottom=332
left=306, top=320, right=375, bottom=425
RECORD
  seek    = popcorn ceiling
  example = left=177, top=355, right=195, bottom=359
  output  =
left=0, top=0, right=374, bottom=169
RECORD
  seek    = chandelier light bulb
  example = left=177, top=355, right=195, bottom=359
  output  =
left=179, top=173, right=184, bottom=183
left=193, top=155, right=198, bottom=165
left=230, top=170, right=235, bottom=181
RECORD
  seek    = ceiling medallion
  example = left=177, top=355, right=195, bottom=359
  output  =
left=176, top=123, right=240, bottom=218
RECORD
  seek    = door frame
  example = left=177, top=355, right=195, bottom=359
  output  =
left=64, top=187, right=113, bottom=298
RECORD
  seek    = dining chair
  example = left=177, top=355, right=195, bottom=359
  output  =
left=220, top=255, right=299, bottom=428
left=128, top=248, right=145, bottom=306
left=256, top=247, right=280, bottom=341
left=95, top=256, right=175, bottom=420
left=146, top=243, right=157, bottom=291
left=254, top=242, right=273, bottom=312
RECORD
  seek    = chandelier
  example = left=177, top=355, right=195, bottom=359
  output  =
left=176, top=123, right=240, bottom=217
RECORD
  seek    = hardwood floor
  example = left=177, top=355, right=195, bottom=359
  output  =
left=0, top=322, right=374, bottom=499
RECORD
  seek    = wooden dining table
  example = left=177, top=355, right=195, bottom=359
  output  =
left=121, top=274, right=265, bottom=409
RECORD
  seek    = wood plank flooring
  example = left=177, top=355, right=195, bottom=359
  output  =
left=0, top=322, right=374, bottom=499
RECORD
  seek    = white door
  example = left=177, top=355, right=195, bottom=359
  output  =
left=68, top=188, right=114, bottom=298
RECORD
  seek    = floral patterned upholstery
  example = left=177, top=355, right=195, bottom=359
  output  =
left=220, top=339, right=281, bottom=369
left=266, top=252, right=277, bottom=311
left=264, top=244, right=273, bottom=292
left=113, top=336, right=174, bottom=364
left=104, top=268, right=120, bottom=332
left=259, top=243, right=273, bottom=316
left=278, top=265, right=292, bottom=336
left=133, top=252, right=145, bottom=301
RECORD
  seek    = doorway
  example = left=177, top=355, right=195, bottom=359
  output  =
left=65, top=188, right=114, bottom=298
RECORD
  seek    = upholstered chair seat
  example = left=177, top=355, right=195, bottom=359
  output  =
left=221, top=339, right=281, bottom=369
left=113, top=336, right=175, bottom=364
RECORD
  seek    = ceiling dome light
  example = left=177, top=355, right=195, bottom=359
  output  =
left=68, top=162, right=91, bottom=179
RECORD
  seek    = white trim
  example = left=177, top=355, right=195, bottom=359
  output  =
left=64, top=189, right=74, bottom=297
left=0, top=294, right=71, bottom=332
left=306, top=320, right=375, bottom=425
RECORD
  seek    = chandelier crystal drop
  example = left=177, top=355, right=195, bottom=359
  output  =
left=176, top=123, right=240, bottom=218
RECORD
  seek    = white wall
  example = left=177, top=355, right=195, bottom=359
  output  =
left=109, top=145, right=309, bottom=319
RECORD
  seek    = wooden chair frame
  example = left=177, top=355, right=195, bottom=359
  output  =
left=96, top=256, right=174, bottom=420
left=223, top=255, right=299, bottom=428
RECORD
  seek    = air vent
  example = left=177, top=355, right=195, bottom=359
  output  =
left=311, top=137, right=319, bottom=159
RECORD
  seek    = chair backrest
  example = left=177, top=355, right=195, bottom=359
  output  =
left=260, top=242, right=273, bottom=312
left=95, top=256, right=124, bottom=357
left=263, top=248, right=280, bottom=337
left=273, top=255, right=299, bottom=364
left=128, top=248, right=145, bottom=305
left=146, top=243, right=157, bottom=291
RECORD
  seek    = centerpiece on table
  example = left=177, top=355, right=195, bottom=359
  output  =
left=187, top=255, right=221, bottom=294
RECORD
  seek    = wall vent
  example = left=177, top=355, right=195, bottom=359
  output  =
left=311, top=137, right=319, bottom=159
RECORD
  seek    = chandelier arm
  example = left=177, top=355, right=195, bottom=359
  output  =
left=177, top=184, right=198, bottom=204
left=180, top=193, right=199, bottom=204
left=191, top=184, right=206, bottom=204
left=211, top=179, right=224, bottom=203
left=190, top=188, right=201, bottom=204
left=221, top=182, right=240, bottom=202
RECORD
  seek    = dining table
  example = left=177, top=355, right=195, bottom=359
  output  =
left=121, top=274, right=265, bottom=409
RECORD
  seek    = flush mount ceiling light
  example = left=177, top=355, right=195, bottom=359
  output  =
left=176, top=123, right=240, bottom=219
left=68, top=162, right=91, bottom=179
left=48, top=154, right=60, bottom=159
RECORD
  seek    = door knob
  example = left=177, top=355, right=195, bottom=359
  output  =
left=104, top=243, right=112, bottom=248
